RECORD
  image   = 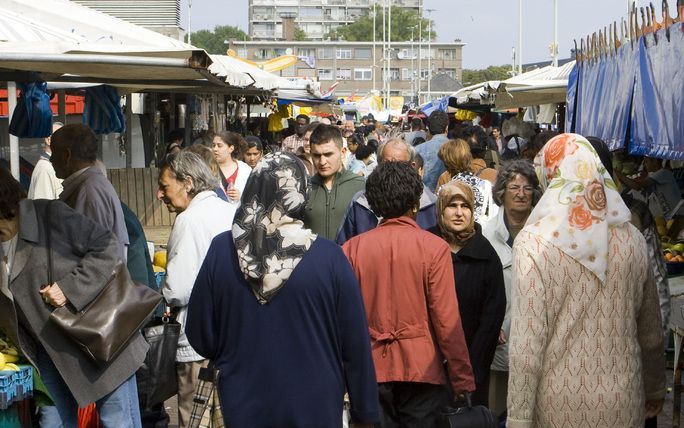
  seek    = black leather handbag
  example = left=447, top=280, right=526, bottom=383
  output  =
left=137, top=315, right=181, bottom=409
left=45, top=201, right=162, bottom=364
left=437, top=394, right=497, bottom=428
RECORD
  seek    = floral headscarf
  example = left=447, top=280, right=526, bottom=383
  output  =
left=232, top=152, right=317, bottom=304
left=526, top=133, right=631, bottom=283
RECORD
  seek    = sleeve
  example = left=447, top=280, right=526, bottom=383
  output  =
left=467, top=253, right=506, bottom=385
left=334, top=248, right=379, bottom=424
left=185, top=240, right=219, bottom=360
left=336, top=201, right=358, bottom=245
left=427, top=244, right=476, bottom=394
left=163, top=216, right=206, bottom=308
left=507, top=241, right=547, bottom=428
left=638, top=263, right=667, bottom=401
left=51, top=201, right=121, bottom=311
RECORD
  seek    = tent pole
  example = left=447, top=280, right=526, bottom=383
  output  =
left=7, top=81, right=19, bottom=180
left=125, top=94, right=133, bottom=168
left=57, top=90, right=66, bottom=124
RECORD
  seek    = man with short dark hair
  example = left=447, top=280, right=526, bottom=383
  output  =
left=282, top=114, right=310, bottom=153
left=404, top=117, right=427, bottom=147
left=336, top=138, right=438, bottom=244
left=303, top=124, right=365, bottom=240
left=51, top=124, right=129, bottom=261
left=415, top=110, right=450, bottom=191
left=457, top=125, right=498, bottom=184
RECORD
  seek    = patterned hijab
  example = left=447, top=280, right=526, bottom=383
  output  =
left=437, top=180, right=477, bottom=247
left=526, top=134, right=631, bottom=283
left=232, top=152, right=317, bottom=304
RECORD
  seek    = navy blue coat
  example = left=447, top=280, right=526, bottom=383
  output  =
left=186, top=233, right=379, bottom=428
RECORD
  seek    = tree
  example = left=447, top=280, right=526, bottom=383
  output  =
left=461, top=65, right=514, bottom=86
left=325, top=6, right=435, bottom=42
left=188, top=25, right=250, bottom=54
left=294, top=27, right=307, bottom=41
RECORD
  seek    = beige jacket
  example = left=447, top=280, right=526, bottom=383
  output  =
left=508, top=226, right=666, bottom=428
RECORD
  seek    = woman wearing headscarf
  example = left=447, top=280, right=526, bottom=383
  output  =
left=343, top=161, right=475, bottom=427
left=432, top=180, right=506, bottom=407
left=185, top=152, right=378, bottom=428
left=507, top=134, right=666, bottom=428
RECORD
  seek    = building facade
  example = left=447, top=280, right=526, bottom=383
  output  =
left=71, top=0, right=184, bottom=40
left=249, top=0, right=421, bottom=41
left=229, top=40, right=463, bottom=102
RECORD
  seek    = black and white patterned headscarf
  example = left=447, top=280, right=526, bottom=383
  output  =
left=232, top=152, right=317, bottom=304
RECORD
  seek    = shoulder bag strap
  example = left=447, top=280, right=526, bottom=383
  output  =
left=45, top=201, right=53, bottom=285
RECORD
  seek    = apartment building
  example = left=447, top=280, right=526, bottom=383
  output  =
left=249, top=0, right=422, bottom=41
left=228, top=40, right=463, bottom=101
left=71, top=0, right=184, bottom=40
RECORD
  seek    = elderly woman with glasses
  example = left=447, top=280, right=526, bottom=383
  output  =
left=157, top=151, right=235, bottom=426
left=480, top=160, right=541, bottom=419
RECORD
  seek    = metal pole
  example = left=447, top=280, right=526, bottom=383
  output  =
left=418, top=1, right=422, bottom=104
left=57, top=90, right=66, bottom=124
left=7, top=81, right=19, bottom=180
left=552, top=0, right=558, bottom=67
left=372, top=2, right=376, bottom=93
left=518, top=0, right=523, bottom=75
left=125, top=94, right=133, bottom=168
left=411, top=27, right=415, bottom=103
left=387, top=0, right=392, bottom=110
left=188, top=0, right=192, bottom=44
left=382, top=0, right=386, bottom=108
left=426, top=9, right=434, bottom=102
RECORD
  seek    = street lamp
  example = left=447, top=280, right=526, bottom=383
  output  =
left=518, top=0, right=522, bottom=75
left=425, top=8, right=435, bottom=104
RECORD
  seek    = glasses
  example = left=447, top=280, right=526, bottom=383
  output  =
left=506, top=185, right=534, bottom=194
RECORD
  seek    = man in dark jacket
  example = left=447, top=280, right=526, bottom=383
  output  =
left=304, top=124, right=365, bottom=240
left=336, top=138, right=437, bottom=245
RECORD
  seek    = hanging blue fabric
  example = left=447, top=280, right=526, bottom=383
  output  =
left=420, top=96, right=449, bottom=116
left=630, top=23, right=684, bottom=159
left=574, top=42, right=637, bottom=150
left=83, top=85, right=126, bottom=134
left=8, top=81, right=53, bottom=138
left=564, top=62, right=579, bottom=132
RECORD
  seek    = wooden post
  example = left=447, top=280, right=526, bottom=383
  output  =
left=57, top=90, right=66, bottom=124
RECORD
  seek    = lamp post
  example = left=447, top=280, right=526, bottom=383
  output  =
left=387, top=0, right=392, bottom=110
left=188, top=0, right=192, bottom=45
left=425, top=8, right=435, bottom=104
left=518, top=0, right=523, bottom=75
left=372, top=2, right=376, bottom=93
left=552, top=0, right=558, bottom=66
left=417, top=0, right=422, bottom=104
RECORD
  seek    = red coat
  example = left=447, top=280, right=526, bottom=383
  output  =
left=342, top=216, right=475, bottom=394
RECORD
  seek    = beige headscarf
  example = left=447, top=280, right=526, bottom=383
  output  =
left=437, top=180, right=477, bottom=247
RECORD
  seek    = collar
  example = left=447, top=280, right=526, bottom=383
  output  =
left=40, top=151, right=51, bottom=161
left=61, top=166, right=90, bottom=190
left=59, top=166, right=100, bottom=201
left=453, top=223, right=491, bottom=260
left=184, top=190, right=218, bottom=212
left=493, top=208, right=512, bottom=247
left=378, top=216, right=420, bottom=229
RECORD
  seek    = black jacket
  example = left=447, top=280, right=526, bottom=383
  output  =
left=431, top=224, right=506, bottom=400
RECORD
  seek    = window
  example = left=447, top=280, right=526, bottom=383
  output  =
left=420, top=49, right=434, bottom=59
left=440, top=49, right=456, bottom=60
left=355, top=48, right=372, bottom=59
left=318, top=68, right=333, bottom=80
left=354, top=68, right=372, bottom=80
left=383, top=68, right=400, bottom=81
left=438, top=68, right=456, bottom=79
left=402, top=68, right=411, bottom=80
left=237, top=48, right=248, bottom=58
left=318, top=47, right=334, bottom=59
left=400, top=48, right=417, bottom=59
left=419, top=69, right=430, bottom=80
left=298, top=48, right=315, bottom=58
left=336, top=48, right=352, bottom=59
left=336, top=68, right=352, bottom=80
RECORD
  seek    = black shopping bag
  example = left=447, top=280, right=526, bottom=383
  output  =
left=137, top=316, right=181, bottom=410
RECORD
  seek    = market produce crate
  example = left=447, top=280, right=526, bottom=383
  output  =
left=0, top=366, right=33, bottom=410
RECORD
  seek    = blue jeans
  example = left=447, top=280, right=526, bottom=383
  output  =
left=37, top=347, right=142, bottom=428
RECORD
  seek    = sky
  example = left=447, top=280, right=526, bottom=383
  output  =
left=181, top=0, right=676, bottom=69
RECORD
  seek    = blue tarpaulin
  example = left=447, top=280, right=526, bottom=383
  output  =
left=630, top=24, right=684, bottom=159
left=83, top=85, right=125, bottom=134
left=565, top=62, right=579, bottom=132
left=573, top=42, right=637, bottom=150
left=8, top=81, right=53, bottom=138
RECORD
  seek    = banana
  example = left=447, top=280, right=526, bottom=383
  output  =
left=4, top=347, right=18, bottom=356
left=0, top=338, right=8, bottom=350
left=1, top=353, right=19, bottom=363
left=2, top=363, right=19, bottom=371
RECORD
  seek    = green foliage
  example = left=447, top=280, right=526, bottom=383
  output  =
left=461, top=65, right=514, bottom=86
left=325, top=6, right=435, bottom=42
left=294, top=27, right=308, bottom=41
left=188, top=25, right=250, bottom=54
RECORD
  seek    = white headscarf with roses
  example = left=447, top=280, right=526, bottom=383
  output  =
left=525, top=134, right=631, bottom=283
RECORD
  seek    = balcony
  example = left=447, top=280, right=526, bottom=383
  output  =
left=251, top=0, right=275, bottom=5
left=252, top=30, right=277, bottom=39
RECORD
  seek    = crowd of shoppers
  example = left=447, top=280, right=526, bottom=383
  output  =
left=0, top=110, right=671, bottom=428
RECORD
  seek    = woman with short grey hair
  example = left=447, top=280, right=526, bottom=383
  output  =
left=157, top=151, right=235, bottom=426
left=481, top=159, right=541, bottom=420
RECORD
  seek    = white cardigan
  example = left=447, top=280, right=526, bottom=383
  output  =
left=163, top=191, right=234, bottom=362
